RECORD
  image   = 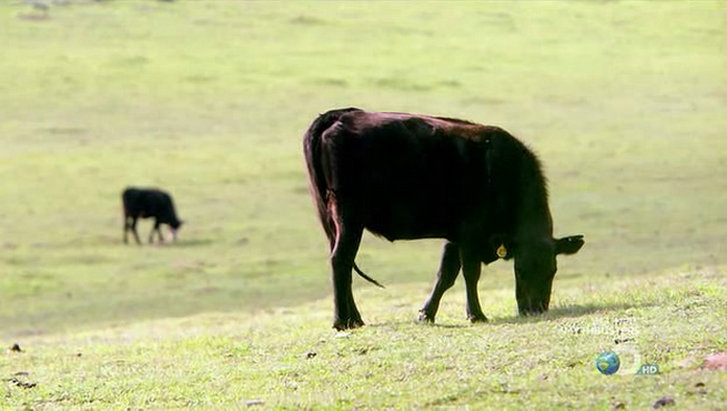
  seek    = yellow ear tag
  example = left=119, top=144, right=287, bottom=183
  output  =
left=496, top=244, right=507, bottom=259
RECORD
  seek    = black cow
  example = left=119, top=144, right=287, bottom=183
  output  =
left=304, top=108, right=584, bottom=330
left=122, top=187, right=183, bottom=244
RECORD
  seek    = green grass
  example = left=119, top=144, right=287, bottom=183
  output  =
left=0, top=0, right=726, bottom=408
left=2, top=269, right=726, bottom=409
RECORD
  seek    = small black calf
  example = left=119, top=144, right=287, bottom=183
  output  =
left=122, top=187, right=183, bottom=244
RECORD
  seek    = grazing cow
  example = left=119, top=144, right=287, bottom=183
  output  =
left=122, top=187, right=183, bottom=244
left=303, top=108, right=584, bottom=330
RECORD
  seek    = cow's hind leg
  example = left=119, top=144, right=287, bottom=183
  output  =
left=461, top=245, right=488, bottom=323
left=330, top=217, right=365, bottom=331
left=418, top=241, right=461, bottom=323
left=130, top=217, right=141, bottom=245
left=123, top=217, right=129, bottom=244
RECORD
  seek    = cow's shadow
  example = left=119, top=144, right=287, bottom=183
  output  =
left=368, top=300, right=650, bottom=329
left=488, top=300, right=650, bottom=326
left=167, top=238, right=215, bottom=247
left=367, top=321, right=470, bottom=329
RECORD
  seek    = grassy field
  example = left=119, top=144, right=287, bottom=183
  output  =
left=1, top=0, right=726, bottom=408
left=3, top=270, right=726, bottom=409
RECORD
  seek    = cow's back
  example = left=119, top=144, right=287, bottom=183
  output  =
left=122, top=187, right=174, bottom=219
left=320, top=111, right=518, bottom=241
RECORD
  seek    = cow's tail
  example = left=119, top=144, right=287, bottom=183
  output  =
left=303, top=108, right=384, bottom=289
left=353, top=262, right=384, bottom=288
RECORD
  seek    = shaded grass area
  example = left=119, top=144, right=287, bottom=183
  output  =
left=1, top=268, right=725, bottom=409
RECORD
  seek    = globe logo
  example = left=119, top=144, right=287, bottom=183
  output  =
left=596, top=351, right=620, bottom=375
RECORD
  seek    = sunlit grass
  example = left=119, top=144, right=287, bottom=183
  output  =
left=2, top=268, right=725, bottom=409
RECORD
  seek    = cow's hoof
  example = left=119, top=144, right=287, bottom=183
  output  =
left=333, top=318, right=364, bottom=331
left=468, top=314, right=488, bottom=323
left=417, top=311, right=435, bottom=324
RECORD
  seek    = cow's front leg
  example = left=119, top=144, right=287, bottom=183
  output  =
left=419, top=241, right=461, bottom=323
left=157, top=223, right=165, bottom=243
left=148, top=221, right=159, bottom=244
left=461, top=246, right=488, bottom=323
left=330, top=223, right=364, bottom=330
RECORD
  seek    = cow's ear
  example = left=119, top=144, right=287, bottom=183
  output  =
left=555, top=235, right=584, bottom=255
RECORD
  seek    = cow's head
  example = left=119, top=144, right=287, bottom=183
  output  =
left=514, top=235, right=584, bottom=315
left=170, top=220, right=184, bottom=241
